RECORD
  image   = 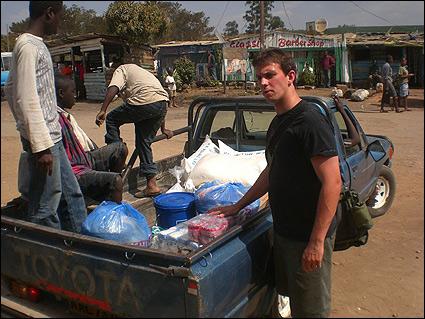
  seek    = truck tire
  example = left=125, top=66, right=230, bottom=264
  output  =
left=366, top=165, right=396, bottom=218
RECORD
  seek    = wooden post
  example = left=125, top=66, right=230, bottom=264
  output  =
left=260, top=1, right=265, bottom=50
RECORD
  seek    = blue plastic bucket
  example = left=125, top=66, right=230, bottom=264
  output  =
left=154, top=192, right=196, bottom=229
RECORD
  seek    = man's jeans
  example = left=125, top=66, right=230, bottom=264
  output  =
left=208, top=66, right=217, bottom=81
left=21, top=138, right=87, bottom=233
left=105, top=100, right=167, bottom=177
left=323, top=69, right=331, bottom=88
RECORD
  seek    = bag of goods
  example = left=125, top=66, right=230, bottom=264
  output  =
left=351, top=89, right=369, bottom=102
left=187, top=214, right=229, bottom=244
left=188, top=153, right=266, bottom=187
left=81, top=201, right=151, bottom=247
left=194, top=181, right=260, bottom=221
left=181, top=135, right=219, bottom=180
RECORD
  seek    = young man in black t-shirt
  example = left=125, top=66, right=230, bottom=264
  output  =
left=209, top=48, right=342, bottom=317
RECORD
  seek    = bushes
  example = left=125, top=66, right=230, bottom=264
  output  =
left=298, top=69, right=316, bottom=86
left=173, top=57, right=195, bottom=91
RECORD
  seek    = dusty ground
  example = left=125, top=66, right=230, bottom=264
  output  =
left=1, top=86, right=424, bottom=318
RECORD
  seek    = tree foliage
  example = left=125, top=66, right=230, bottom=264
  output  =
left=243, top=1, right=275, bottom=34
left=155, top=1, right=214, bottom=43
left=58, top=4, right=108, bottom=37
left=224, top=21, right=239, bottom=36
left=1, top=4, right=109, bottom=51
left=268, top=16, right=285, bottom=31
left=173, top=56, right=195, bottom=89
left=104, top=1, right=168, bottom=45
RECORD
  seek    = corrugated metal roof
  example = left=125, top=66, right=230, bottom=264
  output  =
left=152, top=39, right=220, bottom=48
left=45, top=33, right=152, bottom=49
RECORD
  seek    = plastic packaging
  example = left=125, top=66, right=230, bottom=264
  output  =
left=150, top=222, right=202, bottom=254
left=81, top=201, right=151, bottom=247
left=194, top=181, right=260, bottom=219
left=187, top=214, right=229, bottom=244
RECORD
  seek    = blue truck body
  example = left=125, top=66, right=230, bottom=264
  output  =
left=1, top=95, right=395, bottom=317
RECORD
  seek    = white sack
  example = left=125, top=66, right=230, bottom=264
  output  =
left=188, top=153, right=267, bottom=187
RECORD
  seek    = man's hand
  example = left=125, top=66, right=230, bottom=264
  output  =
left=36, top=149, right=53, bottom=176
left=207, top=204, right=240, bottom=218
left=332, top=95, right=343, bottom=110
left=161, top=128, right=174, bottom=139
left=302, top=240, right=325, bottom=272
left=95, top=110, right=106, bottom=126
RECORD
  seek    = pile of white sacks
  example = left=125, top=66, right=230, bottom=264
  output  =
left=167, top=135, right=267, bottom=193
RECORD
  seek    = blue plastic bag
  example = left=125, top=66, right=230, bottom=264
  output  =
left=82, top=201, right=151, bottom=247
left=195, top=181, right=260, bottom=216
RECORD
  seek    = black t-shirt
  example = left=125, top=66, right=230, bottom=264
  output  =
left=266, top=100, right=338, bottom=242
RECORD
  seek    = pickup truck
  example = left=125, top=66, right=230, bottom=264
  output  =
left=1, top=95, right=396, bottom=318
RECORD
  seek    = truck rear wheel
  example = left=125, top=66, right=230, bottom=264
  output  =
left=366, top=165, right=396, bottom=218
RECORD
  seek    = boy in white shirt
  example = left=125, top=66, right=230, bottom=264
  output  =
left=165, top=69, right=179, bottom=108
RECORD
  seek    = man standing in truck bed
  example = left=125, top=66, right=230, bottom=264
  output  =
left=95, top=64, right=173, bottom=198
left=4, top=1, right=87, bottom=233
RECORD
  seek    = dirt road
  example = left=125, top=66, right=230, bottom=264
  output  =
left=1, top=87, right=424, bottom=318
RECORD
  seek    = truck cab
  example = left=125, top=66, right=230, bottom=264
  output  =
left=1, top=52, right=12, bottom=95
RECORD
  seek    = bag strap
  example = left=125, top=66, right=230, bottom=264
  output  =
left=266, top=103, right=308, bottom=167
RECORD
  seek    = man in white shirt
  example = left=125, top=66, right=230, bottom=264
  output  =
left=165, top=69, right=179, bottom=108
left=95, top=64, right=173, bottom=198
left=4, top=1, right=87, bottom=233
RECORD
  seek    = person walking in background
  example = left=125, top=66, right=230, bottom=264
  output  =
left=95, top=64, right=173, bottom=198
left=4, top=1, right=87, bottom=233
left=165, top=69, right=179, bottom=108
left=209, top=48, right=342, bottom=317
left=319, top=51, right=335, bottom=88
left=397, top=57, right=414, bottom=111
left=61, top=61, right=72, bottom=78
left=207, top=50, right=217, bottom=81
left=380, top=55, right=401, bottom=113
left=303, top=61, right=313, bottom=74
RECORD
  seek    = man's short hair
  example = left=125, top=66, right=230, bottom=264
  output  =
left=386, top=55, right=393, bottom=63
left=29, top=1, right=63, bottom=19
left=55, top=73, right=72, bottom=94
left=252, top=48, right=297, bottom=75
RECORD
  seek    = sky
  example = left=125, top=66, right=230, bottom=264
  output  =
left=1, top=1, right=424, bottom=36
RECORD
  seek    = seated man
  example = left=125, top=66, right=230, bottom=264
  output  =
left=368, top=60, right=382, bottom=89
left=18, top=74, right=128, bottom=205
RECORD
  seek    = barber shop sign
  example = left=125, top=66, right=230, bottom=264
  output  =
left=227, top=32, right=334, bottom=50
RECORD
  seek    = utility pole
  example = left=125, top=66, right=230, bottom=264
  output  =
left=260, top=1, right=264, bottom=50
left=7, top=24, right=10, bottom=51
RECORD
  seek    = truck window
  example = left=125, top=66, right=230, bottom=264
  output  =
left=210, top=110, right=236, bottom=139
left=242, top=110, right=275, bottom=141
left=334, top=110, right=361, bottom=156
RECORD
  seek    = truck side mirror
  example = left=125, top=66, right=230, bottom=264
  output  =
left=367, top=140, right=386, bottom=162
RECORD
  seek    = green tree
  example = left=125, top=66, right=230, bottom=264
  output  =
left=1, top=4, right=110, bottom=51
left=155, top=1, right=214, bottom=43
left=9, top=18, right=30, bottom=34
left=173, top=56, right=195, bottom=89
left=224, top=21, right=239, bottom=36
left=58, top=4, right=108, bottom=37
left=268, top=16, right=285, bottom=31
left=243, top=1, right=274, bottom=34
left=105, top=1, right=168, bottom=45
